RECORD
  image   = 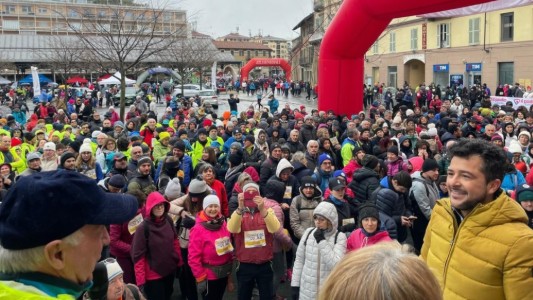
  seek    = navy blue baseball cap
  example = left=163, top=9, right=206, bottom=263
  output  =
left=0, top=170, right=138, bottom=250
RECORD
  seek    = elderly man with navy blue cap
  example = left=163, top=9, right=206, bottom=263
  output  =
left=0, top=170, right=138, bottom=299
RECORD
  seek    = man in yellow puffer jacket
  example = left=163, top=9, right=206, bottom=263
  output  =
left=421, top=139, right=533, bottom=300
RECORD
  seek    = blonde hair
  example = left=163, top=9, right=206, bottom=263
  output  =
left=318, top=242, right=442, bottom=300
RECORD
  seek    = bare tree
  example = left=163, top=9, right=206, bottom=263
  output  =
left=58, top=0, right=187, bottom=119
left=34, top=36, right=87, bottom=83
left=164, top=39, right=221, bottom=95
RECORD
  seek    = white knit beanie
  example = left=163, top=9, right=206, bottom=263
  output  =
left=104, top=260, right=123, bottom=281
left=165, top=178, right=182, bottom=199
left=79, top=140, right=92, bottom=154
left=242, top=182, right=260, bottom=192
left=202, top=195, right=220, bottom=210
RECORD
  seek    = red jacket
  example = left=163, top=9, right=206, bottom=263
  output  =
left=346, top=229, right=391, bottom=252
left=140, top=127, right=155, bottom=148
left=109, top=209, right=141, bottom=258
left=343, top=160, right=362, bottom=183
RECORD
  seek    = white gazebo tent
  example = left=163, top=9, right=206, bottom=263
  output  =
left=98, top=72, right=135, bottom=85
left=0, top=75, right=11, bottom=85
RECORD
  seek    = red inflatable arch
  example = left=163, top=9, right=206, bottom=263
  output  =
left=241, top=58, right=291, bottom=83
left=318, top=0, right=493, bottom=115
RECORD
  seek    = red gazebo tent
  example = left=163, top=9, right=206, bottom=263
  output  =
left=97, top=74, right=111, bottom=82
left=66, top=76, right=88, bottom=84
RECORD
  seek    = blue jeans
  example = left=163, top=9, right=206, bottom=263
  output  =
left=236, top=262, right=273, bottom=300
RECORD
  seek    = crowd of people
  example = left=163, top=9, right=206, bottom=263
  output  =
left=0, top=79, right=533, bottom=300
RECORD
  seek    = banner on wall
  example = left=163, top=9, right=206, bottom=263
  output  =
left=490, top=96, right=533, bottom=109
left=31, top=66, right=41, bottom=97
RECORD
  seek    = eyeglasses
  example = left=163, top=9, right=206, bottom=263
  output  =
left=313, top=216, right=327, bottom=222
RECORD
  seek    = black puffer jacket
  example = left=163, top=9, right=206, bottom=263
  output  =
left=259, top=156, right=279, bottom=186
left=375, top=189, right=398, bottom=240
left=243, top=146, right=266, bottom=172
left=292, top=161, right=313, bottom=184
left=349, top=167, right=380, bottom=205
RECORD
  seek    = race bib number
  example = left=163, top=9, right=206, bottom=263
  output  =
left=284, top=186, right=292, bottom=199
left=215, top=237, right=234, bottom=256
left=342, top=218, right=355, bottom=226
left=128, top=214, right=144, bottom=234
left=244, top=230, right=266, bottom=248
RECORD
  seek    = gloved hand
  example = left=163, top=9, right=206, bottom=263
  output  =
left=197, top=280, right=207, bottom=295
left=181, top=215, right=196, bottom=229
left=291, top=286, right=300, bottom=300
left=313, top=228, right=325, bottom=243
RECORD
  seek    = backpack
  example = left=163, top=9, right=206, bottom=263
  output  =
left=409, top=178, right=430, bottom=219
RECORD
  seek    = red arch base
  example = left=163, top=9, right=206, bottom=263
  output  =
left=318, top=0, right=493, bottom=115
left=241, top=58, right=291, bottom=83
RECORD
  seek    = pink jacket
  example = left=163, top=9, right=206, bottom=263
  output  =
left=346, top=229, right=391, bottom=252
left=264, top=199, right=292, bottom=253
left=343, top=160, right=362, bottom=183
left=188, top=212, right=234, bottom=281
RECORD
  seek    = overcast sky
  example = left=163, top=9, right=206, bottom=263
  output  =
left=177, top=0, right=312, bottom=40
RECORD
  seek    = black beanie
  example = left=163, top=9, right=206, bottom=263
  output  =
left=60, top=152, right=76, bottom=167
left=173, top=140, right=186, bottom=152
left=108, top=174, right=127, bottom=189
left=362, top=155, right=379, bottom=170
left=228, top=150, right=243, bottom=166
left=387, top=146, right=399, bottom=155
left=358, top=203, right=380, bottom=227
left=68, top=140, right=81, bottom=153
left=422, top=158, right=439, bottom=173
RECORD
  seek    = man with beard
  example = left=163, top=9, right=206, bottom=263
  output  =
left=421, top=139, right=533, bottom=299
left=108, top=152, right=135, bottom=181
left=191, top=128, right=211, bottom=167
left=409, top=158, right=440, bottom=253
left=59, top=152, right=77, bottom=171
left=16, top=152, right=42, bottom=178
left=127, top=156, right=156, bottom=197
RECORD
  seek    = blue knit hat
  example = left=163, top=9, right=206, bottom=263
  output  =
left=318, top=153, right=333, bottom=166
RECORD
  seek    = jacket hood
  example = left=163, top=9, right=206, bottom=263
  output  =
left=313, top=201, right=338, bottom=232
left=30, top=114, right=38, bottom=121
left=145, top=192, right=170, bottom=216
left=408, top=157, right=424, bottom=174
left=399, top=136, right=411, bottom=147
left=276, top=158, right=294, bottom=177
left=222, top=111, right=231, bottom=120
left=390, top=137, right=401, bottom=154
left=263, top=180, right=286, bottom=202
left=353, top=167, right=379, bottom=182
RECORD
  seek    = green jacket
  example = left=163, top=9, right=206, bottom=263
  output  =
left=0, top=272, right=87, bottom=300
left=190, top=140, right=211, bottom=168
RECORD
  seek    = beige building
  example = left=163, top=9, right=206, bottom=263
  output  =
left=291, top=0, right=342, bottom=84
left=365, top=3, right=533, bottom=90
left=0, top=0, right=188, bottom=79
left=252, top=35, right=290, bottom=61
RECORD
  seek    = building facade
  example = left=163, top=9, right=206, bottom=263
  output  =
left=291, top=0, right=342, bottom=84
left=0, top=0, right=188, bottom=79
left=364, top=3, right=533, bottom=90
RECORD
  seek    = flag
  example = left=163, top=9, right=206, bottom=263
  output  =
left=31, top=66, right=41, bottom=97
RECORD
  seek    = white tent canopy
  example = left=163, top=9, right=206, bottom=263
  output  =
left=0, top=75, right=11, bottom=85
left=98, top=72, right=135, bottom=85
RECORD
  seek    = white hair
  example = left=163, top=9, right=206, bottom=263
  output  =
left=307, top=140, right=318, bottom=148
left=0, top=230, right=83, bottom=274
